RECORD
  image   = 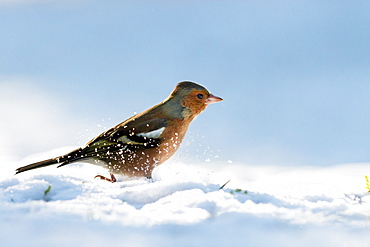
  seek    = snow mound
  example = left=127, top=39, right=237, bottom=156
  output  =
left=1, top=159, right=370, bottom=246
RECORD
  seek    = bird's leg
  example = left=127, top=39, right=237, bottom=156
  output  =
left=94, top=173, right=117, bottom=183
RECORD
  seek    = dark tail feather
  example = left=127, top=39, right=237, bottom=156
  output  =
left=15, top=157, right=61, bottom=174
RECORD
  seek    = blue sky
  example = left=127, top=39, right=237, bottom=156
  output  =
left=1, top=1, right=370, bottom=168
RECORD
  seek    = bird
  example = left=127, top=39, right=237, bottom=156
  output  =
left=15, top=81, right=223, bottom=181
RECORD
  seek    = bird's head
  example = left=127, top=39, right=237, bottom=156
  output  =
left=166, top=81, right=223, bottom=119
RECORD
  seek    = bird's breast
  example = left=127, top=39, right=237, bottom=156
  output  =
left=155, top=118, right=190, bottom=162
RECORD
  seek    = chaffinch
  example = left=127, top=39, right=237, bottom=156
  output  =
left=15, top=81, right=223, bottom=181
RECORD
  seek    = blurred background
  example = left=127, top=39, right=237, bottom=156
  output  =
left=1, top=1, right=370, bottom=170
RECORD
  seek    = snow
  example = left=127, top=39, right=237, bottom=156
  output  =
left=1, top=150, right=370, bottom=247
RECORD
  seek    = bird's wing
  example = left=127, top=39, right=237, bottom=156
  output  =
left=57, top=118, right=168, bottom=166
left=90, top=118, right=168, bottom=145
left=111, top=118, right=167, bottom=146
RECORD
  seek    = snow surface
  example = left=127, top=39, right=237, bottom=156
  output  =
left=1, top=149, right=370, bottom=247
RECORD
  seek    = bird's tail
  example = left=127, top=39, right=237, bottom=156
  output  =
left=15, top=157, right=61, bottom=174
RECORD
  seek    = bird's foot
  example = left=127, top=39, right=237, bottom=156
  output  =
left=94, top=173, right=117, bottom=183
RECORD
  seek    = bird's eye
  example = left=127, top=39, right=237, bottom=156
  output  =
left=197, top=93, right=204, bottom=99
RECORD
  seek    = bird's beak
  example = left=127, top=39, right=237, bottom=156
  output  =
left=206, top=94, right=223, bottom=104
